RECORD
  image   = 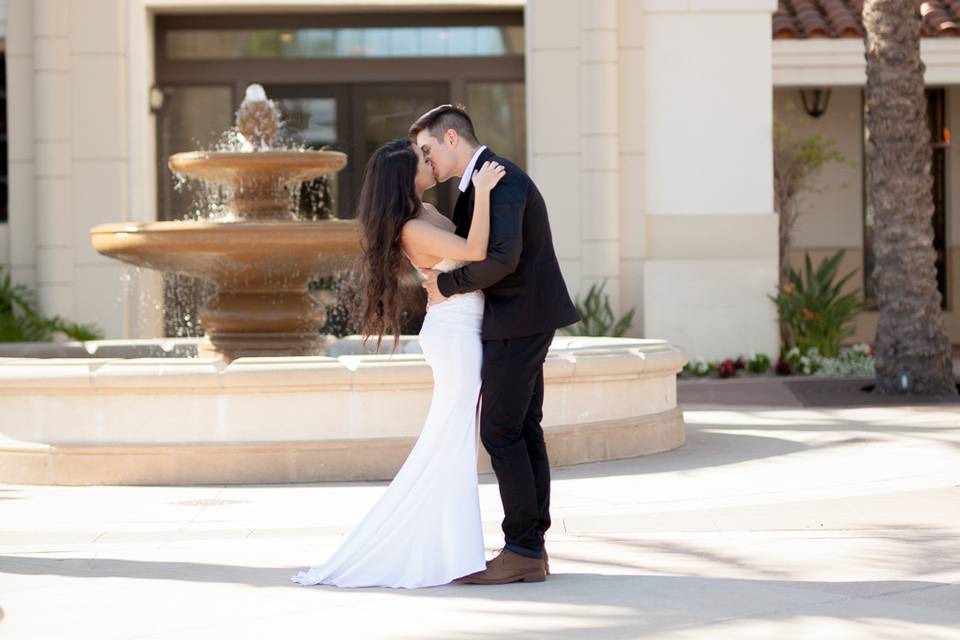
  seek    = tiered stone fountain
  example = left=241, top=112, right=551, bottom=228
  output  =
left=91, top=85, right=358, bottom=360
left=0, top=85, right=688, bottom=486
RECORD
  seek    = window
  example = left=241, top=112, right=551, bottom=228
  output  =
left=166, top=25, right=524, bottom=60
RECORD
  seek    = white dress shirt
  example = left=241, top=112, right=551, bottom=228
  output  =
left=458, top=145, right=488, bottom=193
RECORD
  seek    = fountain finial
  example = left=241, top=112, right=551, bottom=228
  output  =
left=236, top=83, right=281, bottom=150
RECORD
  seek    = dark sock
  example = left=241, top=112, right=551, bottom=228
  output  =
left=505, top=543, right=543, bottom=559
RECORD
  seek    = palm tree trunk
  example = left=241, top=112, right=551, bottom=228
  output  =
left=863, top=0, right=957, bottom=396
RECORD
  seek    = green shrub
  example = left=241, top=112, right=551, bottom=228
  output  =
left=0, top=267, right=104, bottom=342
left=785, top=345, right=822, bottom=375
left=563, top=280, right=635, bottom=337
left=769, top=250, right=864, bottom=357
left=747, top=353, right=771, bottom=374
left=682, top=357, right=712, bottom=377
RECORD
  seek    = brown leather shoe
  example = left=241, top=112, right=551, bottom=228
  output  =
left=463, top=548, right=545, bottom=584
left=487, top=547, right=549, bottom=575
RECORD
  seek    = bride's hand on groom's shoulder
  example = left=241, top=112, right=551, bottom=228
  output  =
left=421, top=269, right=447, bottom=309
left=471, top=161, right=506, bottom=192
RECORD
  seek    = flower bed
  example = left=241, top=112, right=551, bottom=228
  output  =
left=680, top=343, right=875, bottom=380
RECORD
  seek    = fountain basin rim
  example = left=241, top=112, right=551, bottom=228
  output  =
left=0, top=337, right=689, bottom=392
left=168, top=149, right=347, bottom=164
left=168, top=149, right=348, bottom=183
left=0, top=335, right=689, bottom=483
left=90, top=219, right=359, bottom=236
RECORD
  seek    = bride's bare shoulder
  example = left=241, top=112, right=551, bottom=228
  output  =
left=400, top=217, right=431, bottom=236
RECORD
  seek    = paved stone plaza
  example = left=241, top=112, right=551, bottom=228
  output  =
left=1, top=398, right=959, bottom=639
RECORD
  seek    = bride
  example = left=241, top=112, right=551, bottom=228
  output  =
left=290, top=138, right=505, bottom=589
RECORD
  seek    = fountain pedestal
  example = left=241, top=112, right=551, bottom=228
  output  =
left=201, top=290, right=327, bottom=359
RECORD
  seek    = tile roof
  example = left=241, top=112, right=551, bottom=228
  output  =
left=773, top=0, right=960, bottom=39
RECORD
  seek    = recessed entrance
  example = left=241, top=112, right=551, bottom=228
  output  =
left=153, top=11, right=525, bottom=337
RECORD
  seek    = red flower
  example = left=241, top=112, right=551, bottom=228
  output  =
left=718, top=358, right=736, bottom=378
left=775, top=358, right=792, bottom=375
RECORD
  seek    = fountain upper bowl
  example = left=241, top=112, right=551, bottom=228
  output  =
left=168, top=149, right=348, bottom=186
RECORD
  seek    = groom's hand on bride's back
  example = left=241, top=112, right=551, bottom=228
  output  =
left=422, top=269, right=447, bottom=309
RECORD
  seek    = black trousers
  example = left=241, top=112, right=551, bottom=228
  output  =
left=479, top=329, right=554, bottom=553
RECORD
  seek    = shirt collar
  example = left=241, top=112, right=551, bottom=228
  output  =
left=458, top=145, right=487, bottom=193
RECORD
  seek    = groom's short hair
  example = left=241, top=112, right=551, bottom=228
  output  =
left=409, top=104, right=479, bottom=146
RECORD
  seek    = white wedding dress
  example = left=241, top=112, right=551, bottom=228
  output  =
left=291, top=257, right=487, bottom=589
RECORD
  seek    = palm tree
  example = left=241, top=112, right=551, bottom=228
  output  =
left=863, top=0, right=957, bottom=396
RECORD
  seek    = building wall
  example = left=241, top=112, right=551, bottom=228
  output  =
left=527, top=0, right=780, bottom=360
left=775, top=85, right=960, bottom=346
left=0, top=0, right=6, bottom=270
left=640, top=0, right=780, bottom=361
left=5, top=0, right=35, bottom=291
left=0, top=0, right=6, bottom=269
left=5, top=0, right=131, bottom=339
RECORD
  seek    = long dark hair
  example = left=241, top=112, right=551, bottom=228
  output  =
left=355, top=138, right=422, bottom=352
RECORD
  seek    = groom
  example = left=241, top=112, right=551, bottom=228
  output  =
left=410, top=105, right=580, bottom=584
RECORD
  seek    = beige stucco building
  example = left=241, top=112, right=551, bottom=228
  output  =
left=0, top=0, right=958, bottom=361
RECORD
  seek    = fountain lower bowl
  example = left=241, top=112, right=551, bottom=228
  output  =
left=90, top=220, right=362, bottom=359
left=90, top=220, right=360, bottom=284
left=0, top=336, right=688, bottom=485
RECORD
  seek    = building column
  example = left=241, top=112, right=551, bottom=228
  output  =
left=641, top=0, right=780, bottom=360
left=580, top=0, right=621, bottom=309
left=525, top=0, right=583, bottom=298
left=32, top=0, right=74, bottom=318
left=6, top=0, right=37, bottom=289
left=68, top=0, right=131, bottom=339
left=618, top=0, right=645, bottom=334
left=525, top=0, right=624, bottom=315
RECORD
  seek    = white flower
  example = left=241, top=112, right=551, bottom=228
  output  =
left=694, top=358, right=709, bottom=375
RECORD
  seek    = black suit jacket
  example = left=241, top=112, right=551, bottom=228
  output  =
left=436, top=148, right=580, bottom=340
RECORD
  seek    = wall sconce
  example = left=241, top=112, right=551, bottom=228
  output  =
left=799, top=87, right=832, bottom=118
left=149, top=84, right=167, bottom=114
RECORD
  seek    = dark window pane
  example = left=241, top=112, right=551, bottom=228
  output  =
left=156, top=85, right=233, bottom=338
left=467, top=81, right=527, bottom=171
left=157, top=85, right=234, bottom=221
left=274, top=96, right=339, bottom=220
